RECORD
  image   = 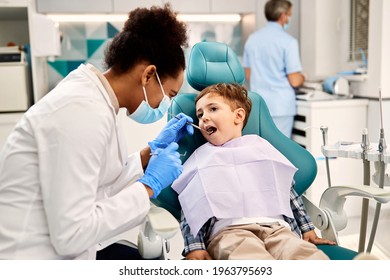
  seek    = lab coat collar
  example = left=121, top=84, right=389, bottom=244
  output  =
left=85, top=64, right=120, bottom=114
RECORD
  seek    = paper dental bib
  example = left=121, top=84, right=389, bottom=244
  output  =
left=171, top=135, right=298, bottom=236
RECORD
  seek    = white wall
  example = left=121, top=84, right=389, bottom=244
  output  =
left=300, top=0, right=358, bottom=80
left=254, top=0, right=300, bottom=42
left=366, top=0, right=390, bottom=99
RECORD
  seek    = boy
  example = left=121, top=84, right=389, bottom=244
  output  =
left=171, top=83, right=335, bottom=260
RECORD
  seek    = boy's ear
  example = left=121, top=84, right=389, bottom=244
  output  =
left=234, top=108, right=246, bottom=125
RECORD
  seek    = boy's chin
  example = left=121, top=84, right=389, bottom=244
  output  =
left=207, top=137, right=227, bottom=147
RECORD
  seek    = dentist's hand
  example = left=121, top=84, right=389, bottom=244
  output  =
left=138, top=142, right=183, bottom=198
left=149, top=113, right=194, bottom=152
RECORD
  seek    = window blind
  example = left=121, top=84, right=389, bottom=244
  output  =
left=349, top=0, right=369, bottom=63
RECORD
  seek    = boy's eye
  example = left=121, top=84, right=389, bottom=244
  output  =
left=196, top=113, right=203, bottom=119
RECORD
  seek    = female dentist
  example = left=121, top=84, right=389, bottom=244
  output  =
left=0, top=4, right=193, bottom=260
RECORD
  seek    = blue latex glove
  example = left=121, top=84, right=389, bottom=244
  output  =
left=149, top=113, right=194, bottom=152
left=138, top=142, right=183, bottom=198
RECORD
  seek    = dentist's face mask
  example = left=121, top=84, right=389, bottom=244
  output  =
left=129, top=72, right=171, bottom=124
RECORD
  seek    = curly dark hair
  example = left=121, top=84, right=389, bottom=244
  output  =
left=195, top=83, right=252, bottom=128
left=104, top=4, right=188, bottom=80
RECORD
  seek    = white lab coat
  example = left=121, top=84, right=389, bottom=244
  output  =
left=0, top=64, right=150, bottom=259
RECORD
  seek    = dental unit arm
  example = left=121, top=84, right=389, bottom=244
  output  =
left=303, top=186, right=390, bottom=244
left=316, top=89, right=390, bottom=253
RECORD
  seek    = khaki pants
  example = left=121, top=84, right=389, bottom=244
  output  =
left=207, top=223, right=329, bottom=260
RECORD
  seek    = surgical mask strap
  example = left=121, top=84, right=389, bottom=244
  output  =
left=155, top=72, right=166, bottom=98
left=142, top=86, right=149, bottom=103
left=142, top=72, right=165, bottom=104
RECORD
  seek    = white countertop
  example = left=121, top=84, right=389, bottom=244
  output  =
left=296, top=98, right=369, bottom=108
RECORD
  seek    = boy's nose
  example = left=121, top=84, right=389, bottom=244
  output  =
left=201, top=116, right=209, bottom=124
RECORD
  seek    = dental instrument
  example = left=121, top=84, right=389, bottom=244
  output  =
left=366, top=89, right=387, bottom=253
left=168, top=112, right=209, bottom=134
left=150, top=151, right=187, bottom=157
left=320, top=126, right=332, bottom=187
left=359, top=127, right=370, bottom=252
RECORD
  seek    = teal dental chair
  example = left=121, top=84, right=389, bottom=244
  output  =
left=142, top=42, right=390, bottom=260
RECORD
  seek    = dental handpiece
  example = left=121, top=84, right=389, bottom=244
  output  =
left=378, top=89, right=387, bottom=154
left=361, top=128, right=369, bottom=159
left=320, top=126, right=328, bottom=145
left=320, top=126, right=332, bottom=187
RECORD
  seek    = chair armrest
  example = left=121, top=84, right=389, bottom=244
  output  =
left=319, top=185, right=390, bottom=232
left=302, top=195, right=339, bottom=243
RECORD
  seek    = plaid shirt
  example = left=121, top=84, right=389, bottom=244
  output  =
left=180, top=186, right=315, bottom=256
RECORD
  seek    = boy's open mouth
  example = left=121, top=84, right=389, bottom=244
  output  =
left=206, top=126, right=217, bottom=135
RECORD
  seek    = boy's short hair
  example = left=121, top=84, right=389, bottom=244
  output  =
left=195, top=83, right=252, bottom=128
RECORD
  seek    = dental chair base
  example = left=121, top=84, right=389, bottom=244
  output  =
left=137, top=206, right=180, bottom=259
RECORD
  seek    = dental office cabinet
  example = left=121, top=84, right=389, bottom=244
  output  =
left=0, top=3, right=30, bottom=148
left=35, top=0, right=258, bottom=14
left=0, top=0, right=60, bottom=148
left=292, top=99, right=369, bottom=215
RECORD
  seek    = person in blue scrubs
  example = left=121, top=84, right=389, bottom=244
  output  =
left=243, top=0, right=305, bottom=138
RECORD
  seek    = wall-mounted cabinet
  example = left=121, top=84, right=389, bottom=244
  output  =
left=300, top=0, right=344, bottom=80
left=0, top=3, right=31, bottom=150
left=36, top=0, right=112, bottom=13
left=165, top=0, right=210, bottom=13
left=0, top=0, right=28, bottom=7
left=211, top=0, right=256, bottom=14
left=113, top=0, right=163, bottom=12
left=36, top=0, right=257, bottom=14
left=0, top=7, right=29, bottom=46
left=0, top=5, right=33, bottom=109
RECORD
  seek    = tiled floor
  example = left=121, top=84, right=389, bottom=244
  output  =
left=337, top=207, right=390, bottom=259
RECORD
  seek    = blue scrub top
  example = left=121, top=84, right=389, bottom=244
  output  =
left=243, top=22, right=302, bottom=117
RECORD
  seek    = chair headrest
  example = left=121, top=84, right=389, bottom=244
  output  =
left=186, top=41, right=245, bottom=91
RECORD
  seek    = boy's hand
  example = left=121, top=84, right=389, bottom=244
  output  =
left=185, top=250, right=212, bottom=260
left=302, top=230, right=336, bottom=245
